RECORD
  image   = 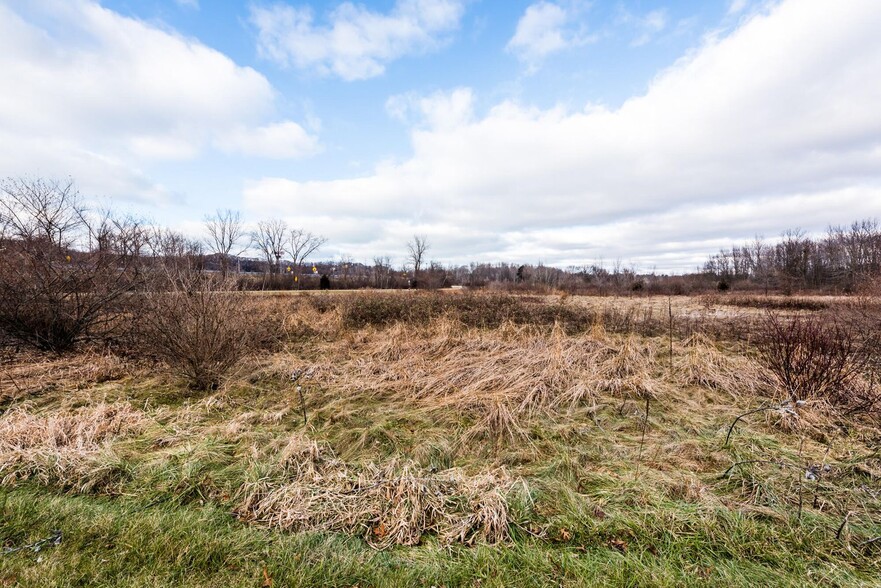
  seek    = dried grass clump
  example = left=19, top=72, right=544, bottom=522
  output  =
left=236, top=433, right=519, bottom=547
left=462, top=399, right=530, bottom=446
left=285, top=295, right=344, bottom=338
left=0, top=403, right=145, bottom=490
left=677, top=334, right=773, bottom=397
left=594, top=335, right=661, bottom=399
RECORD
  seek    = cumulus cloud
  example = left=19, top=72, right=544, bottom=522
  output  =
left=250, top=0, right=466, bottom=81
left=244, top=0, right=881, bottom=271
left=506, top=1, right=593, bottom=69
left=0, top=0, right=316, bottom=202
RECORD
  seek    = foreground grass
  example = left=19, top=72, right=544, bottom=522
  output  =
left=2, top=487, right=877, bottom=587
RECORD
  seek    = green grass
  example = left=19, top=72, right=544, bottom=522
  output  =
left=2, top=486, right=878, bottom=587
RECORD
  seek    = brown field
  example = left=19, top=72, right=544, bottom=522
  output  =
left=1, top=291, right=880, bottom=587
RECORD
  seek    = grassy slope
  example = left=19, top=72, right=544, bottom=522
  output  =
left=1, top=293, right=880, bottom=587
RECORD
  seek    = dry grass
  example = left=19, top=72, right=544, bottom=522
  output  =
left=0, top=402, right=145, bottom=490
left=676, top=334, right=773, bottom=398
left=0, top=350, right=129, bottom=404
left=287, top=320, right=666, bottom=418
left=2, top=292, right=880, bottom=575
left=235, top=431, right=518, bottom=547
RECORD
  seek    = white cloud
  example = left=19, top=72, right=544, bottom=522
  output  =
left=0, top=0, right=315, bottom=202
left=250, top=0, right=466, bottom=81
left=215, top=121, right=321, bottom=159
left=244, top=0, right=881, bottom=271
left=506, top=1, right=593, bottom=69
left=386, top=88, right=475, bottom=130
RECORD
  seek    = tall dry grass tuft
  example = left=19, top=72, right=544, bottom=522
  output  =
left=0, top=403, right=145, bottom=490
left=462, top=399, right=529, bottom=446
left=677, top=333, right=772, bottom=398
left=236, top=431, right=519, bottom=547
left=594, top=335, right=660, bottom=400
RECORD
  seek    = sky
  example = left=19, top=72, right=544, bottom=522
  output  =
left=1, top=0, right=880, bottom=272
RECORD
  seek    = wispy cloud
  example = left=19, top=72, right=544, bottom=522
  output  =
left=506, top=1, right=594, bottom=71
left=250, top=0, right=466, bottom=81
left=613, top=7, right=669, bottom=47
left=727, top=0, right=749, bottom=16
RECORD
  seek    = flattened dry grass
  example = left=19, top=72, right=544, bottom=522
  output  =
left=274, top=318, right=669, bottom=447
left=0, top=350, right=129, bottom=404
left=236, top=432, right=519, bottom=547
left=0, top=402, right=145, bottom=490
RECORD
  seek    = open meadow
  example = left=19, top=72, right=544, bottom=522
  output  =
left=1, top=290, right=880, bottom=587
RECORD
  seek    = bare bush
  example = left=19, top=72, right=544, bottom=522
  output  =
left=0, top=178, right=144, bottom=352
left=757, top=312, right=877, bottom=413
left=140, top=270, right=258, bottom=390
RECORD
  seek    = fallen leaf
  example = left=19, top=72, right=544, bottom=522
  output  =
left=609, top=538, right=627, bottom=552
left=262, top=567, right=273, bottom=587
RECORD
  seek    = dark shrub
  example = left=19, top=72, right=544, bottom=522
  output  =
left=139, top=271, right=258, bottom=391
left=756, top=312, right=877, bottom=413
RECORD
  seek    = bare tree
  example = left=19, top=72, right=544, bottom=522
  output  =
left=252, top=219, right=288, bottom=279
left=372, top=256, right=392, bottom=289
left=0, top=177, right=84, bottom=248
left=407, top=235, right=429, bottom=287
left=149, top=227, right=204, bottom=273
left=286, top=228, right=327, bottom=288
left=204, top=209, right=246, bottom=280
left=338, top=254, right=353, bottom=288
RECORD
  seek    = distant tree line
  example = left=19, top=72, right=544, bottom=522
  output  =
left=703, top=219, right=881, bottom=293
left=2, top=177, right=879, bottom=302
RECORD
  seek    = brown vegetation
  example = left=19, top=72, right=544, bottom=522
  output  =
left=138, top=270, right=261, bottom=390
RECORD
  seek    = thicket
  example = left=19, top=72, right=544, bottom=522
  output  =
left=136, top=270, right=260, bottom=390
left=756, top=310, right=880, bottom=417
left=0, top=178, right=144, bottom=352
left=0, top=178, right=268, bottom=390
